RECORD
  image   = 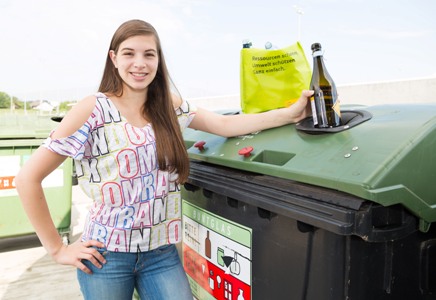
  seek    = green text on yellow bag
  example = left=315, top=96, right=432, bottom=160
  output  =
left=240, top=42, right=311, bottom=114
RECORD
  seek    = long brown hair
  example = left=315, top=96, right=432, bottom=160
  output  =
left=98, top=19, right=189, bottom=183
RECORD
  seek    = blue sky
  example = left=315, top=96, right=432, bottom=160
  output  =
left=0, top=0, right=435, bottom=101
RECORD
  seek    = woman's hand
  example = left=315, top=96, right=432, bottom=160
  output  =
left=285, top=90, right=314, bottom=123
left=51, top=239, right=107, bottom=274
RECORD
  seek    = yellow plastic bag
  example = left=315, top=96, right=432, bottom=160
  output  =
left=240, top=42, right=311, bottom=114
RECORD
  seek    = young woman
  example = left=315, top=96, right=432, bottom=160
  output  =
left=16, top=19, right=313, bottom=300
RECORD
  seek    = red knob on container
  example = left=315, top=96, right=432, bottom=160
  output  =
left=238, top=146, right=254, bottom=157
left=194, top=140, right=206, bottom=151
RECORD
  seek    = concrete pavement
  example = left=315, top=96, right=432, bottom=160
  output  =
left=0, top=186, right=92, bottom=300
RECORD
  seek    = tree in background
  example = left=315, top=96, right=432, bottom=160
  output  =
left=0, top=91, right=20, bottom=109
left=59, top=101, right=75, bottom=112
left=0, top=91, right=77, bottom=112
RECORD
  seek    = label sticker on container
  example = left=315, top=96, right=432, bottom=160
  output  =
left=0, top=155, right=20, bottom=177
left=0, top=176, right=15, bottom=190
left=0, top=155, right=64, bottom=197
left=0, top=155, right=20, bottom=194
left=182, top=200, right=252, bottom=300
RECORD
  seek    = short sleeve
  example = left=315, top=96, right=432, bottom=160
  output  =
left=42, top=96, right=105, bottom=160
left=176, top=99, right=197, bottom=131
left=42, top=122, right=92, bottom=160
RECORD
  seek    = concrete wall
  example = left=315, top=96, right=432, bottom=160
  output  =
left=337, top=77, right=436, bottom=106
left=188, top=77, right=436, bottom=111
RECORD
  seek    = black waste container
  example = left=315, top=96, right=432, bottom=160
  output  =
left=181, top=104, right=436, bottom=300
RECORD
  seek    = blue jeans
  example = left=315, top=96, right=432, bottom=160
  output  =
left=77, top=244, right=193, bottom=300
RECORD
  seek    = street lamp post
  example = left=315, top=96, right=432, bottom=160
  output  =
left=293, top=5, right=304, bottom=41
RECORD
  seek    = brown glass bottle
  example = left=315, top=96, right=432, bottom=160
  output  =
left=309, top=43, right=341, bottom=128
left=205, top=230, right=211, bottom=258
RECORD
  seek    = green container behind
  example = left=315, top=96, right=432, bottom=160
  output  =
left=0, top=113, right=72, bottom=241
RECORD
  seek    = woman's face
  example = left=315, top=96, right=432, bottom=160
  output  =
left=110, top=35, right=159, bottom=93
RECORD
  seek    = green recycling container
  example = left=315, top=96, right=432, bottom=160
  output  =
left=0, top=114, right=72, bottom=243
left=180, top=104, right=436, bottom=300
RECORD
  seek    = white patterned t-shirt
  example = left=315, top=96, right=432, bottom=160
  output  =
left=43, top=92, right=197, bottom=252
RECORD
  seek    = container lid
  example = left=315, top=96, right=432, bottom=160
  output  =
left=0, top=114, right=56, bottom=140
left=183, top=104, right=436, bottom=229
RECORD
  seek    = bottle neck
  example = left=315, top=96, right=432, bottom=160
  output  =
left=312, top=50, right=323, bottom=57
left=311, top=51, right=334, bottom=86
left=312, top=52, right=325, bottom=71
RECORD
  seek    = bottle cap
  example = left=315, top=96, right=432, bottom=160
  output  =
left=311, top=43, right=322, bottom=52
left=242, top=39, right=252, bottom=48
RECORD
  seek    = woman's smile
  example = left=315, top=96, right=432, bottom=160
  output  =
left=110, top=35, right=159, bottom=91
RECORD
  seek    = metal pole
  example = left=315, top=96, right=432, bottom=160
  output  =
left=293, top=5, right=304, bottom=41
